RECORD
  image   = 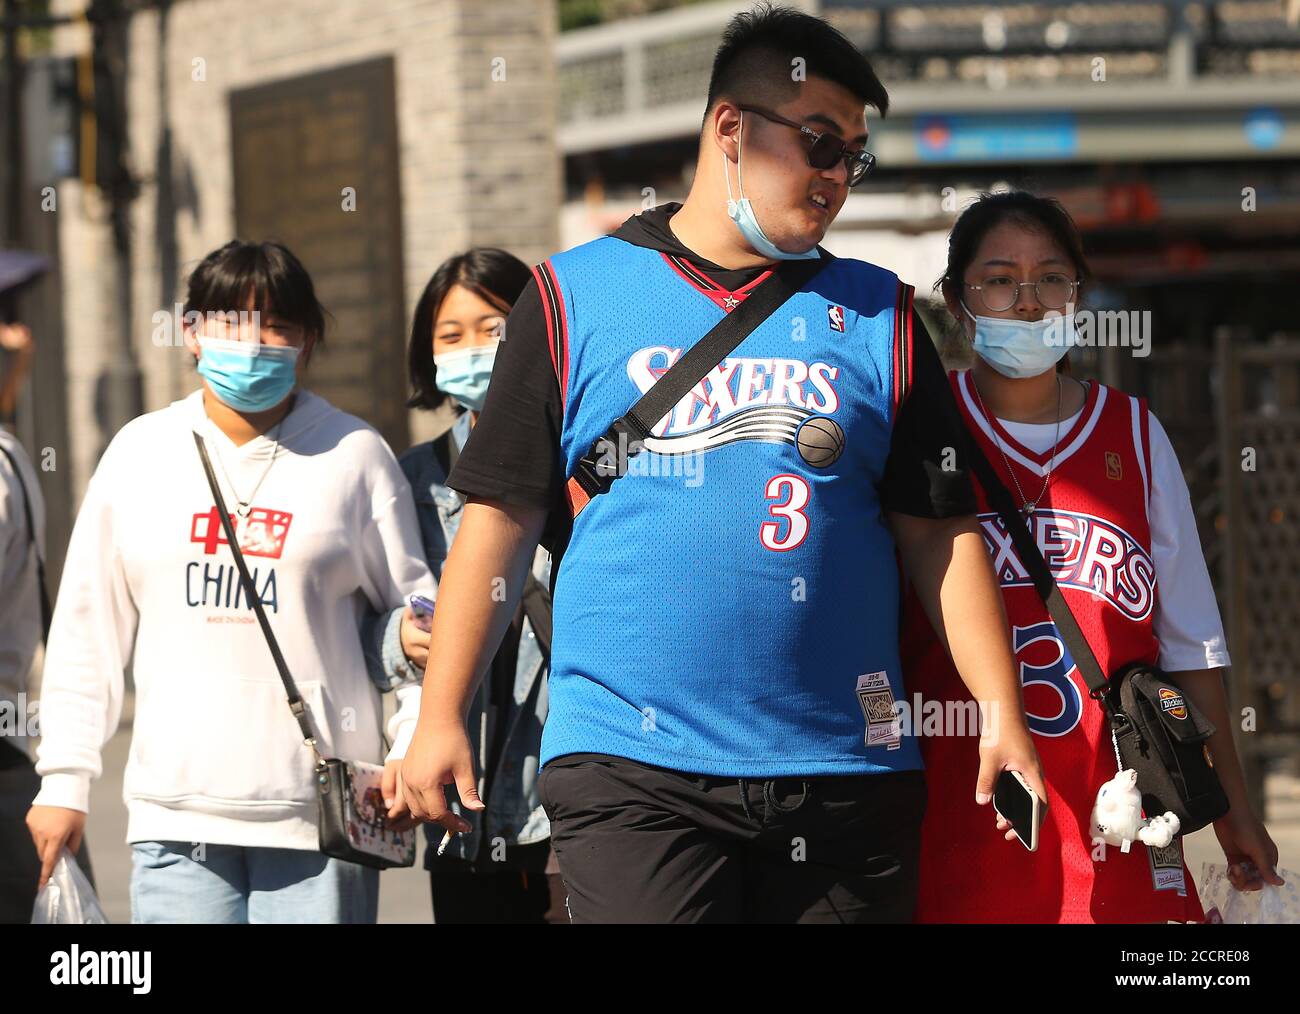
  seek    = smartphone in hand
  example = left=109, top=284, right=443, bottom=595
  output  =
left=408, top=593, right=436, bottom=632
left=994, top=770, right=1047, bottom=852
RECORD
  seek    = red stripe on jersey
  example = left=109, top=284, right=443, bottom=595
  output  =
left=532, top=260, right=570, bottom=407
left=734, top=267, right=775, bottom=294
left=905, top=294, right=914, bottom=389
left=663, top=253, right=724, bottom=292
left=660, top=253, right=773, bottom=314
left=530, top=264, right=558, bottom=386
left=891, top=282, right=915, bottom=421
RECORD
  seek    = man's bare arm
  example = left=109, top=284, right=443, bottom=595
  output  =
left=418, top=496, right=548, bottom=723
left=889, top=511, right=1047, bottom=809
left=400, top=496, right=547, bottom=828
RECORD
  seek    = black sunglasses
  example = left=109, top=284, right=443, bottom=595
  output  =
left=737, top=105, right=877, bottom=188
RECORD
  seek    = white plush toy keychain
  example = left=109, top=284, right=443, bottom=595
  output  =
left=1089, top=768, right=1181, bottom=854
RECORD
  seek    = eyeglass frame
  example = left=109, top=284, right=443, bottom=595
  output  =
left=735, top=104, right=877, bottom=188
left=963, top=275, right=1081, bottom=313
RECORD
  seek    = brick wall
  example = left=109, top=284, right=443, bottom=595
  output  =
left=52, top=0, right=560, bottom=503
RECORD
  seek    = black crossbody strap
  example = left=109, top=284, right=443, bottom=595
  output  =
left=192, top=431, right=320, bottom=752
left=964, top=428, right=1111, bottom=699
left=0, top=442, right=51, bottom=642
left=565, top=253, right=831, bottom=516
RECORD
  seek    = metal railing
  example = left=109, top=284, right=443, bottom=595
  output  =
left=556, top=0, right=1300, bottom=160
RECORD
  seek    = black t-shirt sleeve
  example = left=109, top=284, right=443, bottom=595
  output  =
left=878, top=312, right=978, bottom=518
left=446, top=278, right=565, bottom=512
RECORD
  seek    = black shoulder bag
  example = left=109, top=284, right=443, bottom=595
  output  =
left=965, top=433, right=1229, bottom=834
left=193, top=431, right=416, bottom=869
left=564, top=253, right=831, bottom=516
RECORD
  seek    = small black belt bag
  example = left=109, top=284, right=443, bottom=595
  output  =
left=966, top=433, right=1230, bottom=835
left=194, top=431, right=416, bottom=869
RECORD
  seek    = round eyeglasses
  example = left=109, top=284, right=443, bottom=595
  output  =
left=965, top=273, right=1079, bottom=313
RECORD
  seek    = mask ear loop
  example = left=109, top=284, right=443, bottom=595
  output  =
left=736, top=111, right=746, bottom=197
left=723, top=111, right=744, bottom=214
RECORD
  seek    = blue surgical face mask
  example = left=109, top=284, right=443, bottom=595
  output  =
left=197, top=335, right=300, bottom=412
left=963, top=303, right=1078, bottom=379
left=724, top=112, right=820, bottom=262
left=435, top=341, right=499, bottom=412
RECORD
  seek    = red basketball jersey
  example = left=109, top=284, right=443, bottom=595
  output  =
left=901, top=371, right=1205, bottom=923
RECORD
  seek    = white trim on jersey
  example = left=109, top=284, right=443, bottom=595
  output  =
left=1129, top=393, right=1151, bottom=521
left=957, top=370, right=1107, bottom=478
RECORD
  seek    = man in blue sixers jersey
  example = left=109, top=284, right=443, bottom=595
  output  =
left=400, top=4, right=1047, bottom=922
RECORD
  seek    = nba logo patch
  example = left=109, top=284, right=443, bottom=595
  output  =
left=1105, top=451, right=1123, bottom=480
left=827, top=304, right=845, bottom=332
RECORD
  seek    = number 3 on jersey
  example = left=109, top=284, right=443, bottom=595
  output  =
left=1013, top=621, right=1084, bottom=737
left=760, top=473, right=810, bottom=551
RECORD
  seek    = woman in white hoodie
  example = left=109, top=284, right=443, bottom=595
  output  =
left=25, top=241, right=434, bottom=923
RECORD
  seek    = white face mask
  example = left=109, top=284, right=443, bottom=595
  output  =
left=962, top=303, right=1078, bottom=379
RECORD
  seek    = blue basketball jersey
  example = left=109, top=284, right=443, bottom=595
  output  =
left=533, top=235, right=921, bottom=777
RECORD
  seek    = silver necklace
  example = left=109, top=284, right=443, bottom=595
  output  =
left=973, top=374, right=1064, bottom=516
left=210, top=419, right=285, bottom=519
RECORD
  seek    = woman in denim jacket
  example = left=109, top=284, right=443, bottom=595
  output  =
left=362, top=249, right=558, bottom=923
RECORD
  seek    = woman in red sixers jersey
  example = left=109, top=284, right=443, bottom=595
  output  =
left=901, top=192, right=1281, bottom=923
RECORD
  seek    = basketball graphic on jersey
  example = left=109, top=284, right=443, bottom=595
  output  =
left=796, top=416, right=845, bottom=468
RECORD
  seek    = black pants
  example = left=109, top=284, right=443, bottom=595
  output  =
left=537, top=753, right=926, bottom=924
left=0, top=742, right=94, bottom=923
left=429, top=869, right=568, bottom=924
left=428, top=838, right=568, bottom=924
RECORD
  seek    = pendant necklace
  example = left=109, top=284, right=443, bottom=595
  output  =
left=973, top=374, right=1063, bottom=516
left=211, top=418, right=286, bottom=520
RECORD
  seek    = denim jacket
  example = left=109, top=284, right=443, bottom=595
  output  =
left=361, top=412, right=551, bottom=868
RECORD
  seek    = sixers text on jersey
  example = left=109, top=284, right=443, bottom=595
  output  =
left=978, top=507, right=1157, bottom=621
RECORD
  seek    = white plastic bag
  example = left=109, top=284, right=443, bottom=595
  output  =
left=1200, top=863, right=1299, bottom=924
left=31, top=848, right=108, bottom=924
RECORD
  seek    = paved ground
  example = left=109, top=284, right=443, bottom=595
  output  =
left=72, top=695, right=1300, bottom=923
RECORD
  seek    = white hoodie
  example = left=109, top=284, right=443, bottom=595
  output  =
left=33, top=390, right=435, bottom=851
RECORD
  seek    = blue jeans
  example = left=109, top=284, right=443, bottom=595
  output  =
left=130, top=841, right=379, bottom=924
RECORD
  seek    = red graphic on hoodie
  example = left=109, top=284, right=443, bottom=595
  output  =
left=190, top=505, right=293, bottom=559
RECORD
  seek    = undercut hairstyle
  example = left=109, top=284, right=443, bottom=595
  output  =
left=705, top=3, right=889, bottom=125
left=184, top=240, right=327, bottom=345
left=407, top=247, right=532, bottom=411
